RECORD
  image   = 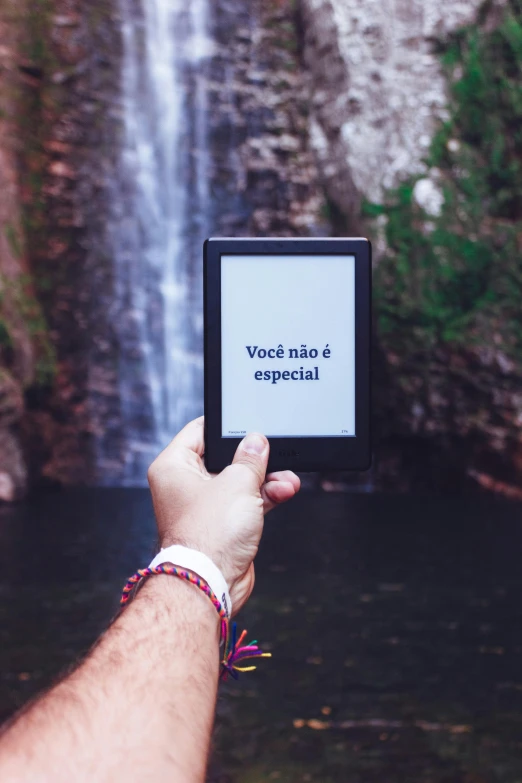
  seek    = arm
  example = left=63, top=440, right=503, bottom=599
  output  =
left=0, top=577, right=220, bottom=783
left=0, top=418, right=300, bottom=783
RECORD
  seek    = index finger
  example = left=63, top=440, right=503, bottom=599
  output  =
left=171, top=415, right=205, bottom=456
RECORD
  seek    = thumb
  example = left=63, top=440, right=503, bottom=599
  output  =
left=230, top=432, right=269, bottom=491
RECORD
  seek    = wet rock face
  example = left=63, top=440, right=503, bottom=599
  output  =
left=208, top=0, right=327, bottom=238
left=5, top=0, right=328, bottom=491
left=372, top=343, right=522, bottom=494
left=0, top=3, right=37, bottom=499
left=0, top=376, right=26, bottom=501
left=18, top=0, right=124, bottom=485
left=15, top=0, right=328, bottom=488
left=300, top=0, right=482, bottom=215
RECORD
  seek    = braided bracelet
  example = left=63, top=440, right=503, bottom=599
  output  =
left=120, top=563, right=271, bottom=680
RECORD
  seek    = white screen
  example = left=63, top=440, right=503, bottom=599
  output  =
left=221, top=254, right=355, bottom=438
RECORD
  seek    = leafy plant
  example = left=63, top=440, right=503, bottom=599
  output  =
left=368, top=0, right=522, bottom=362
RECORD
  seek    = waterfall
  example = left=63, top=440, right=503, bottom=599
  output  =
left=103, top=0, right=213, bottom=484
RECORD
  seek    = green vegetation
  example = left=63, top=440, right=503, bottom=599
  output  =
left=0, top=274, right=56, bottom=387
left=21, top=0, right=53, bottom=66
left=367, top=0, right=522, bottom=362
left=4, top=222, right=22, bottom=260
left=0, top=0, right=56, bottom=390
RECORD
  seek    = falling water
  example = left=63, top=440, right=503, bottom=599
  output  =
left=104, top=0, right=213, bottom=484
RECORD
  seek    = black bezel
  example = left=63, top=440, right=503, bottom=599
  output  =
left=204, top=237, right=372, bottom=473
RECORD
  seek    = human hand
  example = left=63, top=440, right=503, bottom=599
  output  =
left=147, top=416, right=300, bottom=615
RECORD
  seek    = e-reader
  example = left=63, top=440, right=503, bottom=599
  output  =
left=203, top=238, right=371, bottom=473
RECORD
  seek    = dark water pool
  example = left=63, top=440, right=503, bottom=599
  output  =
left=1, top=489, right=522, bottom=782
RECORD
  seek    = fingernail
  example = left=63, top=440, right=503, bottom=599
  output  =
left=241, top=433, right=267, bottom=455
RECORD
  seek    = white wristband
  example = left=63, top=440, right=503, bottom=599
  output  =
left=149, top=545, right=232, bottom=618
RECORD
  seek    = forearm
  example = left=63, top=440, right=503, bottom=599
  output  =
left=0, top=576, right=220, bottom=783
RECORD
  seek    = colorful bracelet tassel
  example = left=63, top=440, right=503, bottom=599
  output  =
left=220, top=623, right=272, bottom=681
left=120, top=564, right=271, bottom=680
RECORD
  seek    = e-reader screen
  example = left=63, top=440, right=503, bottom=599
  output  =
left=221, top=254, right=355, bottom=438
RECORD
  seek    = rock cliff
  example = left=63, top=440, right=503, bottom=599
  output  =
left=0, top=2, right=43, bottom=499
left=208, top=0, right=327, bottom=238
left=0, top=0, right=520, bottom=494
left=7, top=0, right=123, bottom=486
left=300, top=0, right=522, bottom=493
left=301, top=0, right=483, bottom=215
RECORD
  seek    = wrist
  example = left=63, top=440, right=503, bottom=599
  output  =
left=159, top=535, right=225, bottom=574
left=149, top=544, right=232, bottom=619
left=139, top=573, right=221, bottom=643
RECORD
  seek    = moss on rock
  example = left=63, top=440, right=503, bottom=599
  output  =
left=369, top=0, right=522, bottom=363
left=364, top=0, right=522, bottom=488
